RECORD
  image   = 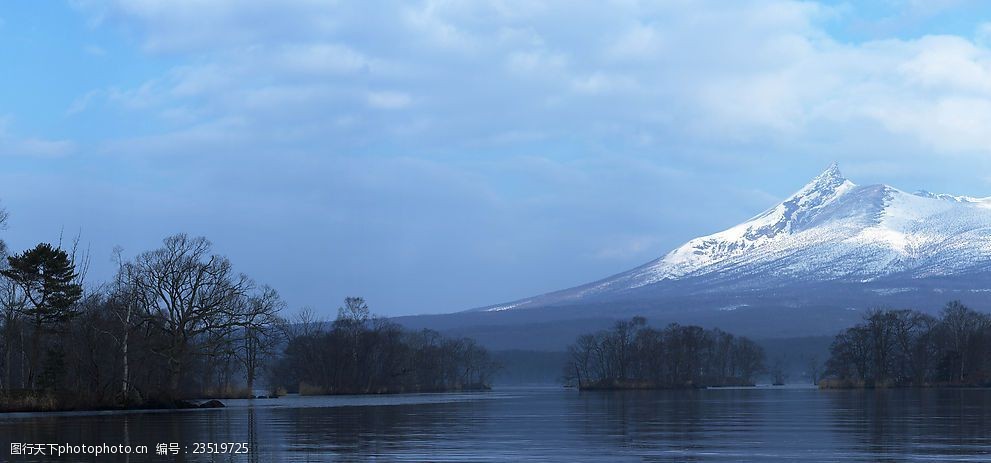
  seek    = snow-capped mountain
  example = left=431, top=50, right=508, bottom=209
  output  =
left=480, top=164, right=991, bottom=312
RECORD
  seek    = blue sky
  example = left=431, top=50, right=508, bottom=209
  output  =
left=4, top=1, right=991, bottom=316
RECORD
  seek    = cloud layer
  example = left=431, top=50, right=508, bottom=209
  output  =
left=4, top=1, right=991, bottom=314
left=69, top=0, right=991, bottom=158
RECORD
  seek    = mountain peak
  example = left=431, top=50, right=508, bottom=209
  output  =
left=476, top=164, right=991, bottom=314
left=775, top=162, right=854, bottom=221
left=820, top=161, right=842, bottom=181
left=798, top=162, right=847, bottom=195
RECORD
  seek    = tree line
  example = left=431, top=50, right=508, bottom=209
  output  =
left=824, top=301, right=991, bottom=387
left=271, top=297, right=498, bottom=394
left=564, top=317, right=766, bottom=389
left=0, top=208, right=495, bottom=410
left=0, top=231, right=286, bottom=409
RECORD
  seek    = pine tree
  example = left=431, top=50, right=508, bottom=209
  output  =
left=1, top=243, right=83, bottom=389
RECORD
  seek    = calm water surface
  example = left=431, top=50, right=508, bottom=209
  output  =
left=2, top=386, right=991, bottom=462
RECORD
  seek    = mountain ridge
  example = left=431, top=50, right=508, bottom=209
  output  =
left=477, top=164, right=991, bottom=313
left=393, top=164, right=991, bottom=350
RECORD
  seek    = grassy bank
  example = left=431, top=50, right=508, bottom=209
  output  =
left=0, top=390, right=230, bottom=413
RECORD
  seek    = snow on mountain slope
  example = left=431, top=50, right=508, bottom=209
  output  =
left=644, top=163, right=857, bottom=281
left=482, top=164, right=991, bottom=312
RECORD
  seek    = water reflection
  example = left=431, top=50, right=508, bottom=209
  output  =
left=2, top=388, right=991, bottom=461
left=826, top=389, right=991, bottom=461
left=567, top=388, right=843, bottom=462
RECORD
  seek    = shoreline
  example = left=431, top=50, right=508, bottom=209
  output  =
left=576, top=379, right=757, bottom=391
left=0, top=397, right=229, bottom=414
left=818, top=379, right=991, bottom=390
left=0, top=385, right=493, bottom=414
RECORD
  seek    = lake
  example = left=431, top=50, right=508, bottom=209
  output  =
left=2, top=386, right=991, bottom=461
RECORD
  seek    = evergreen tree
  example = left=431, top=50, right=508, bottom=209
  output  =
left=1, top=243, right=83, bottom=389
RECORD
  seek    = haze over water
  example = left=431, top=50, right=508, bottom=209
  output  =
left=2, top=387, right=990, bottom=462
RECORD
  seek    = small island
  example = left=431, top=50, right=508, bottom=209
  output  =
left=271, top=297, right=498, bottom=395
left=563, top=317, right=766, bottom=390
left=821, top=301, right=991, bottom=389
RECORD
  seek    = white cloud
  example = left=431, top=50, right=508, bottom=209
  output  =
left=0, top=117, right=76, bottom=158
left=12, top=138, right=77, bottom=157
left=570, top=72, right=637, bottom=95
left=898, top=36, right=991, bottom=93
left=977, top=21, right=991, bottom=46
left=70, top=0, right=991, bottom=160
left=367, top=91, right=412, bottom=110
left=867, top=96, right=991, bottom=153
left=605, top=23, right=664, bottom=61
left=40, top=0, right=991, bottom=316
left=74, top=0, right=339, bottom=53
left=274, top=43, right=378, bottom=75
left=402, top=1, right=478, bottom=52
left=505, top=50, right=566, bottom=76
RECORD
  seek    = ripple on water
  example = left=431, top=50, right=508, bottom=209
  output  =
left=2, top=387, right=991, bottom=461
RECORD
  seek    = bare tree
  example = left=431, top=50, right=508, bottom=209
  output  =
left=564, top=318, right=765, bottom=389
left=107, top=246, right=139, bottom=401
left=288, top=306, right=325, bottom=339
left=940, top=301, right=986, bottom=383
left=0, top=246, right=25, bottom=391
left=335, top=297, right=369, bottom=386
left=806, top=355, right=822, bottom=385
left=825, top=305, right=991, bottom=386
left=0, top=202, right=8, bottom=256
left=272, top=299, right=496, bottom=394
left=123, top=234, right=255, bottom=395
left=234, top=286, right=285, bottom=394
left=0, top=204, right=15, bottom=391
left=66, top=230, right=91, bottom=291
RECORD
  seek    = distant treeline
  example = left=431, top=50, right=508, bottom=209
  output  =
left=824, top=301, right=991, bottom=388
left=564, top=317, right=766, bottom=389
left=0, top=205, right=494, bottom=411
left=271, top=298, right=498, bottom=394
